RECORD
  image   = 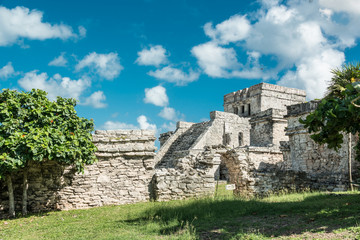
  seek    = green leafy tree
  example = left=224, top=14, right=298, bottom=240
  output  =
left=0, top=89, right=97, bottom=217
left=300, top=63, right=360, bottom=152
left=300, top=63, right=360, bottom=189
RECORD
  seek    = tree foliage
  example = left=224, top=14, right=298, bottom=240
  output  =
left=0, top=89, right=97, bottom=178
left=300, top=63, right=360, bottom=160
left=0, top=89, right=97, bottom=216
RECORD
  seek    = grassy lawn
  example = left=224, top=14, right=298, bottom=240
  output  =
left=1, top=185, right=360, bottom=240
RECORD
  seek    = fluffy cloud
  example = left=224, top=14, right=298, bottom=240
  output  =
left=158, top=107, right=176, bottom=121
left=82, top=91, right=107, bottom=108
left=264, top=5, right=296, bottom=25
left=18, top=71, right=90, bottom=100
left=76, top=52, right=123, bottom=80
left=278, top=49, right=345, bottom=99
left=136, top=45, right=168, bottom=67
left=192, top=43, right=271, bottom=79
left=144, top=85, right=169, bottom=107
left=100, top=121, right=137, bottom=130
left=192, top=0, right=360, bottom=99
left=137, top=115, right=157, bottom=130
left=204, top=15, right=251, bottom=44
left=0, top=62, right=16, bottom=79
left=0, top=6, right=78, bottom=46
left=191, top=42, right=240, bottom=78
left=48, top=52, right=67, bottom=67
left=100, top=115, right=157, bottom=131
left=319, top=0, right=360, bottom=15
left=148, top=66, right=199, bottom=85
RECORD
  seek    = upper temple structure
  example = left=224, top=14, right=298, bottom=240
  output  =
left=223, top=83, right=306, bottom=116
left=1, top=82, right=358, bottom=215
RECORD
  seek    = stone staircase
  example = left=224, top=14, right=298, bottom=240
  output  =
left=156, top=121, right=210, bottom=168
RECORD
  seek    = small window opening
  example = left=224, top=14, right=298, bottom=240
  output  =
left=234, top=107, right=238, bottom=115
left=248, top=104, right=251, bottom=115
left=238, top=132, right=243, bottom=146
left=223, top=133, right=231, bottom=146
left=241, top=105, right=245, bottom=114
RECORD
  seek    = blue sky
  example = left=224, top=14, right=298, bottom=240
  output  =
left=0, top=0, right=360, bottom=139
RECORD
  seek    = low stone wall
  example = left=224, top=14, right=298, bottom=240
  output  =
left=251, top=169, right=350, bottom=196
left=153, top=149, right=220, bottom=201
left=221, top=146, right=351, bottom=197
left=283, top=101, right=359, bottom=183
left=0, top=130, right=156, bottom=215
left=221, top=147, right=284, bottom=196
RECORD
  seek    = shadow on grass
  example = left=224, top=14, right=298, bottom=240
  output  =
left=0, top=210, right=53, bottom=220
left=124, top=192, right=360, bottom=239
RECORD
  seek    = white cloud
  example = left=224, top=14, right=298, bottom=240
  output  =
left=136, top=45, right=168, bottom=67
left=75, top=52, right=123, bottom=80
left=319, top=0, right=360, bottom=15
left=48, top=52, right=67, bottom=67
left=159, top=107, right=176, bottom=121
left=144, top=85, right=169, bottom=107
left=0, top=6, right=77, bottom=46
left=137, top=115, right=157, bottom=130
left=265, top=5, right=296, bottom=24
left=192, top=42, right=272, bottom=79
left=244, top=11, right=327, bottom=64
left=192, top=0, right=360, bottom=99
left=148, top=66, right=199, bottom=85
left=100, top=121, right=137, bottom=130
left=319, top=8, right=333, bottom=20
left=83, top=91, right=107, bottom=108
left=260, top=0, right=281, bottom=8
left=191, top=42, right=240, bottom=78
left=78, top=26, right=87, bottom=38
left=18, top=71, right=90, bottom=100
left=204, top=15, right=251, bottom=44
left=100, top=115, right=157, bottom=131
left=0, top=62, right=16, bottom=79
left=278, top=48, right=345, bottom=99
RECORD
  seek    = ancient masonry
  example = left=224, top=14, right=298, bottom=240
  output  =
left=1, top=83, right=359, bottom=215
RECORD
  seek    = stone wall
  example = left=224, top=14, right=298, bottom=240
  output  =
left=153, top=148, right=220, bottom=201
left=0, top=130, right=156, bottom=215
left=192, top=111, right=250, bottom=149
left=282, top=101, right=359, bottom=186
left=221, top=147, right=284, bottom=196
left=249, top=108, right=287, bottom=147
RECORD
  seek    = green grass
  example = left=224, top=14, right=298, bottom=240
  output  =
left=1, top=186, right=360, bottom=240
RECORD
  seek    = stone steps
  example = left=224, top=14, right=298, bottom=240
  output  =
left=157, top=121, right=210, bottom=167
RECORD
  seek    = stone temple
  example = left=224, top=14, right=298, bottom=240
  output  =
left=0, top=83, right=359, bottom=214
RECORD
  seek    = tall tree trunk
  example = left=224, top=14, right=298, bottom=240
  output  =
left=348, top=133, right=354, bottom=191
left=6, top=175, right=15, bottom=218
left=22, top=169, right=28, bottom=216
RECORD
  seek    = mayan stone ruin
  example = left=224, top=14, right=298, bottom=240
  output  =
left=1, top=82, right=359, bottom=215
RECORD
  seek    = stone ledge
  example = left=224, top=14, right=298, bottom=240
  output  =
left=285, top=100, right=320, bottom=117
